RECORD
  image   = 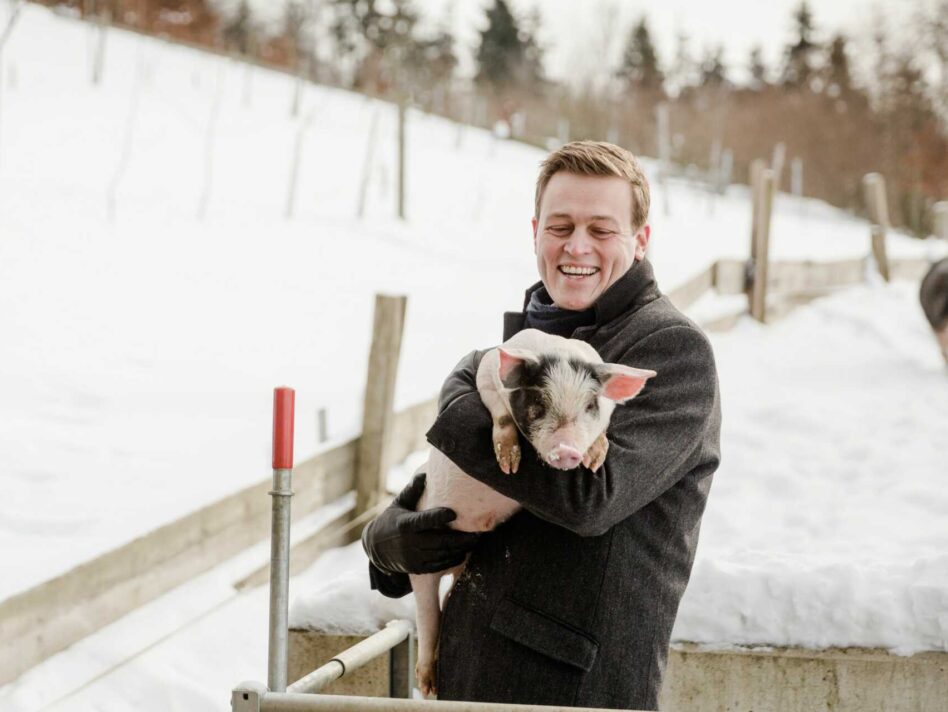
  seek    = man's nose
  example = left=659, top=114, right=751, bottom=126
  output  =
left=564, top=227, right=594, bottom=254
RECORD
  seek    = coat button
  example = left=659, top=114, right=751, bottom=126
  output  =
left=440, top=436, right=456, bottom=453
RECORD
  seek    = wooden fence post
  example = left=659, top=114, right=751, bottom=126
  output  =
left=862, top=173, right=891, bottom=281
left=317, top=407, right=328, bottom=444
left=656, top=103, right=671, bottom=216
left=791, top=157, right=803, bottom=197
left=397, top=98, right=406, bottom=221
left=750, top=169, right=776, bottom=322
left=557, top=117, right=570, bottom=145
left=357, top=107, right=380, bottom=219
left=355, top=294, right=408, bottom=517
left=933, top=201, right=948, bottom=240
left=771, top=142, right=786, bottom=192
left=747, top=159, right=766, bottom=289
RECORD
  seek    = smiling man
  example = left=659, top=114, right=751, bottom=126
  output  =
left=363, top=141, right=721, bottom=710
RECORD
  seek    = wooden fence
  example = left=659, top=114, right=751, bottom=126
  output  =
left=0, top=396, right=437, bottom=686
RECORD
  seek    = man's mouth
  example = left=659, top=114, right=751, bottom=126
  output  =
left=558, top=265, right=600, bottom=279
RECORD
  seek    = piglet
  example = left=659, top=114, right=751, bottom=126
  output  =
left=920, top=257, right=948, bottom=365
left=410, top=328, right=656, bottom=697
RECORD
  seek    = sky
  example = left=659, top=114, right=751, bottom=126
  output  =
left=414, top=0, right=925, bottom=84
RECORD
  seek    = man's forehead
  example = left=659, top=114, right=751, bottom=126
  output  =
left=546, top=211, right=621, bottom=223
left=539, top=173, right=633, bottom=223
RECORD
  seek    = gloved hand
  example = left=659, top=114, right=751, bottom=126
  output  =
left=362, top=471, right=480, bottom=575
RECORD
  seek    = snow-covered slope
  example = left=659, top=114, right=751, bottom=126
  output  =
left=0, top=2, right=944, bottom=622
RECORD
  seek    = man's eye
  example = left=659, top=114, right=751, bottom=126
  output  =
left=547, top=225, right=572, bottom=236
left=591, top=228, right=615, bottom=238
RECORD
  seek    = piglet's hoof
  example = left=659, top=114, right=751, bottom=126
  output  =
left=493, top=423, right=521, bottom=474
left=583, top=433, right=609, bottom=471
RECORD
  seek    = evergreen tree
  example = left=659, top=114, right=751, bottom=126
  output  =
left=825, top=34, right=851, bottom=94
left=222, top=0, right=255, bottom=55
left=782, top=1, right=819, bottom=87
left=700, top=45, right=727, bottom=87
left=475, top=0, right=542, bottom=91
left=748, top=45, right=767, bottom=88
left=617, top=17, right=664, bottom=93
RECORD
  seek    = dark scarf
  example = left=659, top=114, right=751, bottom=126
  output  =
left=523, top=285, right=596, bottom=337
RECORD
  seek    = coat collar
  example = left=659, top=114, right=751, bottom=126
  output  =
left=504, top=258, right=662, bottom=340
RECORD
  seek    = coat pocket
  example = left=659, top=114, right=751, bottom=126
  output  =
left=489, top=597, right=600, bottom=672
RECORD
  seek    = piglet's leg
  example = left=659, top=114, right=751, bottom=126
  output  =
left=480, top=386, right=521, bottom=474
left=410, top=573, right=442, bottom=698
left=582, top=432, right=609, bottom=471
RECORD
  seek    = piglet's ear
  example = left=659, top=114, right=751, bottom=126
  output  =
left=497, top=348, right=538, bottom=389
left=596, top=364, right=657, bottom=403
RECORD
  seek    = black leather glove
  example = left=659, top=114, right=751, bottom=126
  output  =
left=362, top=471, right=480, bottom=576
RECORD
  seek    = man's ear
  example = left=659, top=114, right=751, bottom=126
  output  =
left=634, top=224, right=651, bottom=260
left=531, top=217, right=538, bottom=254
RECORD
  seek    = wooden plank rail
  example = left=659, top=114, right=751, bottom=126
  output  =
left=666, top=264, right=715, bottom=311
left=766, top=258, right=867, bottom=293
left=750, top=169, right=776, bottom=322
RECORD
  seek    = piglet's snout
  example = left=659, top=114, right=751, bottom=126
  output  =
left=546, top=444, right=583, bottom=470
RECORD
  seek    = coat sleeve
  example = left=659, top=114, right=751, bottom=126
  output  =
left=426, top=326, right=719, bottom=537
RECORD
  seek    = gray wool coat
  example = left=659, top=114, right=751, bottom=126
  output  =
left=372, top=258, right=721, bottom=710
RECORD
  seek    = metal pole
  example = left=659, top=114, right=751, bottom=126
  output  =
left=268, top=387, right=295, bottom=693
left=258, top=694, right=632, bottom=712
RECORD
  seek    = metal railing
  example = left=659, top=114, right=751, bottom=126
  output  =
left=231, top=387, right=631, bottom=712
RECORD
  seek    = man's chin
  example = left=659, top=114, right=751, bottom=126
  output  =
left=551, top=287, right=596, bottom=311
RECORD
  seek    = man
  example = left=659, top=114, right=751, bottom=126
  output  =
left=363, top=141, right=721, bottom=710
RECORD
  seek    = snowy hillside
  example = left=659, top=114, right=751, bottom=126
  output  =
left=0, top=4, right=947, bottom=709
left=1, top=5, right=942, bottom=603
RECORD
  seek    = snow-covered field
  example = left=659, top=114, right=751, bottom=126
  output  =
left=1, top=4, right=947, bottom=709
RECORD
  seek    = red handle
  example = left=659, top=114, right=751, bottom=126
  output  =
left=272, top=387, right=295, bottom=469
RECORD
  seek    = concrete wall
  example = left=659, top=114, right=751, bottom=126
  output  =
left=288, top=630, right=947, bottom=712
left=661, top=644, right=947, bottom=712
left=289, top=630, right=411, bottom=698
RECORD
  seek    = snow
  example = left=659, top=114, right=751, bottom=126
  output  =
left=673, top=282, right=948, bottom=655
left=290, top=542, right=416, bottom=636
left=1, top=3, right=947, bottom=708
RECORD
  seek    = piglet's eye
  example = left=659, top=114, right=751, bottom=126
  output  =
left=586, top=401, right=597, bottom=413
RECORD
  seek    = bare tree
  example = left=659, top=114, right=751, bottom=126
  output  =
left=0, top=0, right=22, bottom=170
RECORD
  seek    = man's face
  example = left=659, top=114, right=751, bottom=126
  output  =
left=532, top=172, right=650, bottom=311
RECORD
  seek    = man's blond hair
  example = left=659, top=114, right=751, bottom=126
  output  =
left=534, top=141, right=650, bottom=230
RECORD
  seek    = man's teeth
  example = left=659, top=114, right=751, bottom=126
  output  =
left=559, top=266, right=599, bottom=276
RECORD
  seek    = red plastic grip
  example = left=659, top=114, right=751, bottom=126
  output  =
left=272, top=387, right=295, bottom=470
